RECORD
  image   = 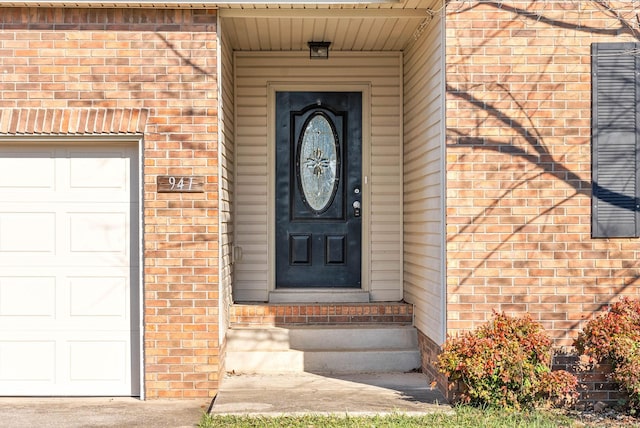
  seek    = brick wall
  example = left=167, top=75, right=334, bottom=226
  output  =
left=445, top=0, right=640, bottom=346
left=0, top=7, right=220, bottom=399
left=552, top=353, right=625, bottom=407
left=416, top=328, right=447, bottom=394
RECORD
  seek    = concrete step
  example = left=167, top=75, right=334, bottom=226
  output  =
left=304, top=349, right=421, bottom=373
left=225, top=325, right=421, bottom=374
left=226, top=350, right=305, bottom=373
left=225, top=349, right=421, bottom=374
left=226, top=325, right=418, bottom=351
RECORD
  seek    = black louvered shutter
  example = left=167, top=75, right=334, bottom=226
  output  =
left=592, top=43, right=640, bottom=238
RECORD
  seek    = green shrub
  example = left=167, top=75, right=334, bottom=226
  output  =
left=574, top=297, right=640, bottom=409
left=437, top=311, right=578, bottom=409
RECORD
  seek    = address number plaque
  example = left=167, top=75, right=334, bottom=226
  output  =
left=157, top=176, right=205, bottom=193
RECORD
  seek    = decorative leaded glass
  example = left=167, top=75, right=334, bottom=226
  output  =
left=298, top=114, right=338, bottom=212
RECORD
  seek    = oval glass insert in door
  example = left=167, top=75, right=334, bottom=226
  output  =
left=297, top=113, right=340, bottom=213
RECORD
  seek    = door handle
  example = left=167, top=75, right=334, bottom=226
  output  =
left=352, top=200, right=361, bottom=217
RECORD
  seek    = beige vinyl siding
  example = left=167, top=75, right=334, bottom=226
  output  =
left=370, top=93, right=403, bottom=297
left=402, top=8, right=446, bottom=344
left=234, top=51, right=403, bottom=302
left=218, top=19, right=235, bottom=342
left=233, top=64, right=269, bottom=301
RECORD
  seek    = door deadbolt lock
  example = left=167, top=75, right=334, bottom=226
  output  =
left=353, top=200, right=361, bottom=217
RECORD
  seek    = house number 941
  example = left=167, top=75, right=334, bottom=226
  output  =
left=169, top=176, right=192, bottom=190
left=157, top=175, right=205, bottom=193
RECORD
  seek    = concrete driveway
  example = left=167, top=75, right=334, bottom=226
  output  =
left=0, top=397, right=211, bottom=428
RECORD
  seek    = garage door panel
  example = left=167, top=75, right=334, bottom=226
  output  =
left=69, top=276, right=128, bottom=318
left=69, top=151, right=131, bottom=191
left=0, top=276, right=56, bottom=317
left=69, top=212, right=128, bottom=254
left=70, top=341, right=127, bottom=382
left=0, top=341, right=56, bottom=381
left=63, top=332, right=137, bottom=395
left=0, top=150, right=56, bottom=190
left=0, top=212, right=56, bottom=253
left=64, top=148, right=136, bottom=204
left=0, top=332, right=138, bottom=396
left=0, top=146, right=136, bottom=203
left=0, top=252, right=133, bottom=268
left=0, top=310, right=138, bottom=396
left=0, top=143, right=139, bottom=396
left=0, top=268, right=136, bottom=332
left=66, top=208, right=132, bottom=266
left=0, top=204, right=133, bottom=267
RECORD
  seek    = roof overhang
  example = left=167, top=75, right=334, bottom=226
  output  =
left=0, top=0, right=440, bottom=52
left=0, top=0, right=403, bottom=6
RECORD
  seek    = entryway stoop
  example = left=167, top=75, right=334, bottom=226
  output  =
left=226, top=303, right=421, bottom=374
left=268, top=289, right=370, bottom=303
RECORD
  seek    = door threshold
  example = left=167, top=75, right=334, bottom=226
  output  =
left=269, top=289, right=370, bottom=303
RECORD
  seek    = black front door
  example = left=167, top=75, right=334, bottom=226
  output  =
left=275, top=91, right=362, bottom=288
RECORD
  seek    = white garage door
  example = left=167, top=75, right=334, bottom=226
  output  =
left=0, top=143, right=140, bottom=396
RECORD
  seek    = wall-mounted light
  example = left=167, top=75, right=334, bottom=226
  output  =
left=308, top=41, right=331, bottom=60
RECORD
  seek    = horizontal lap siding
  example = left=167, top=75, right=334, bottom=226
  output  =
left=233, top=71, right=268, bottom=300
left=371, top=72, right=403, bottom=299
left=234, top=52, right=402, bottom=301
left=403, top=9, right=445, bottom=344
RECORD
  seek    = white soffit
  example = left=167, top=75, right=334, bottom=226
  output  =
left=220, top=0, right=438, bottom=52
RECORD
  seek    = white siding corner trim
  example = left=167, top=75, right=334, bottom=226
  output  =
left=218, top=16, right=235, bottom=346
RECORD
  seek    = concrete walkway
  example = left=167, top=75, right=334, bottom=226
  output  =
left=210, top=372, right=451, bottom=416
left=0, top=373, right=450, bottom=427
left=0, top=397, right=210, bottom=428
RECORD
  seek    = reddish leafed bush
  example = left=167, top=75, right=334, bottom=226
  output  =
left=437, top=312, right=578, bottom=409
left=574, top=297, right=640, bottom=410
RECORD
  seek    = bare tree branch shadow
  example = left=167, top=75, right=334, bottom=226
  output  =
left=155, top=32, right=213, bottom=77
left=445, top=1, right=640, bottom=337
left=450, top=1, right=640, bottom=39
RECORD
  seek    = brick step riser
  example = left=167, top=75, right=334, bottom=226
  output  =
left=230, top=303, right=414, bottom=327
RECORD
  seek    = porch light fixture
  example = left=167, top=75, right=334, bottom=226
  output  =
left=308, top=41, right=331, bottom=59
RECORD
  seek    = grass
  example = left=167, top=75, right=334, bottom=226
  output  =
left=199, top=406, right=576, bottom=427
